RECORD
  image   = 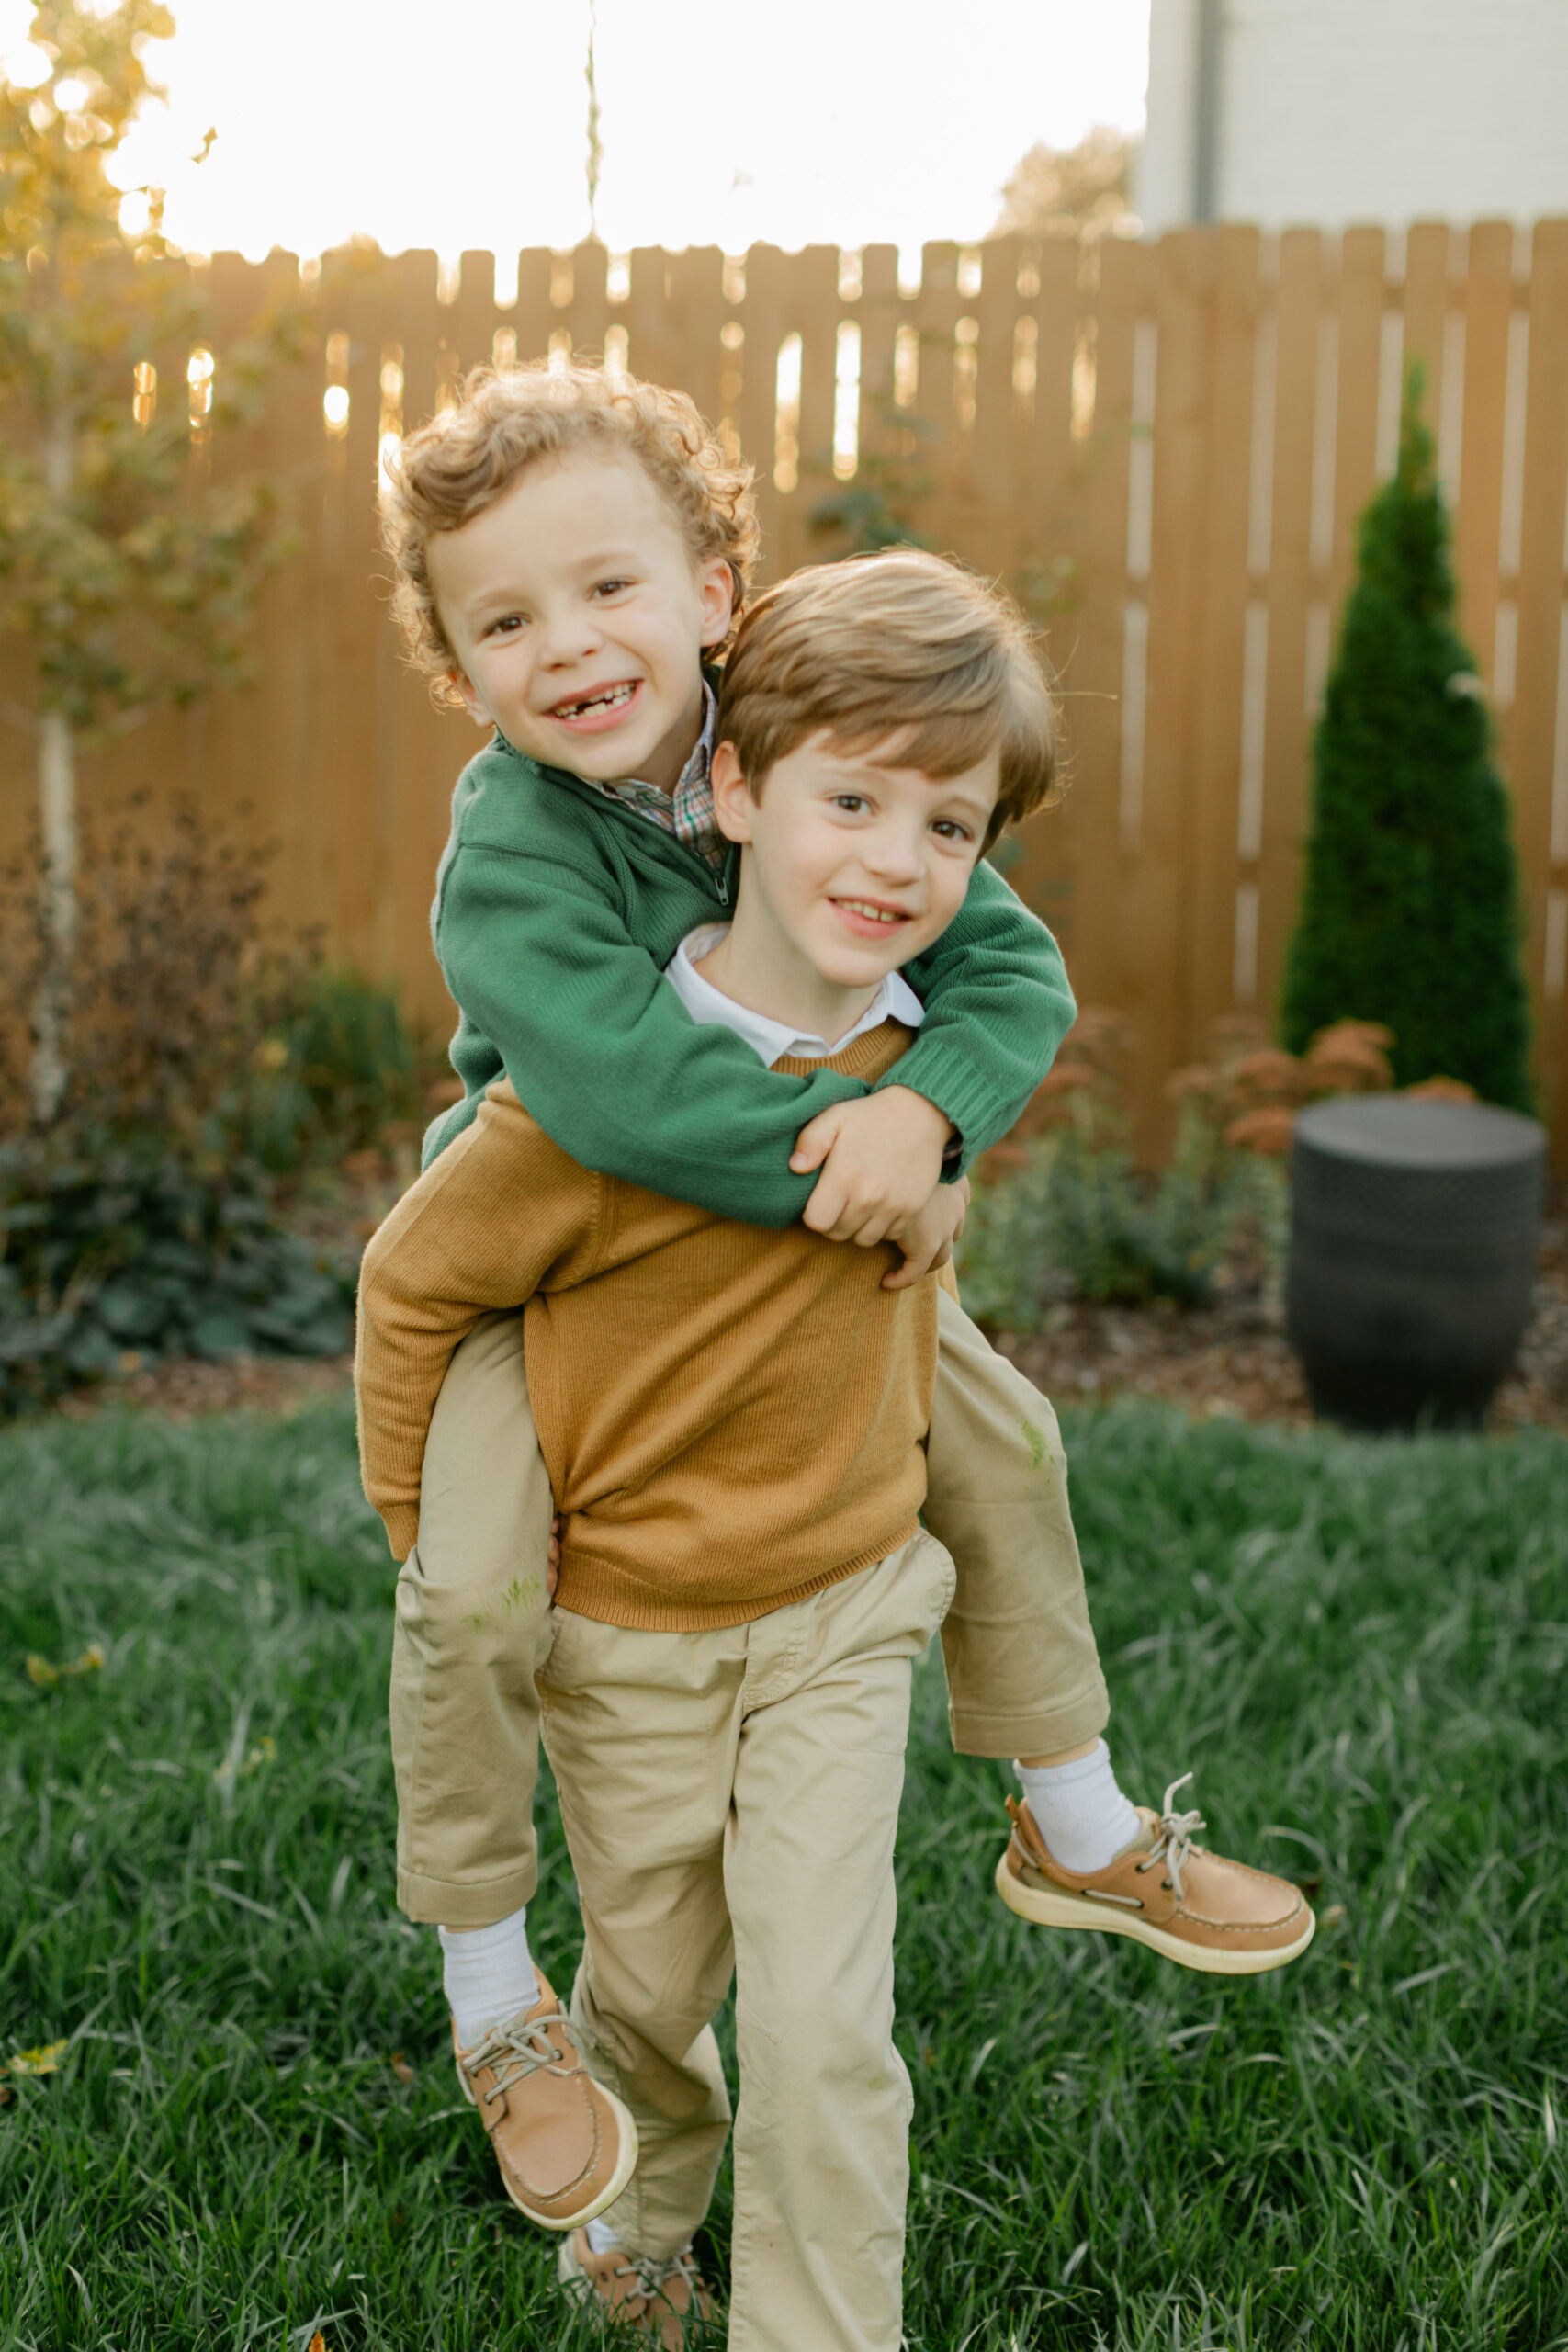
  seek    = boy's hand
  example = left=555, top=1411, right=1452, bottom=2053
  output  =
left=882, top=1175, right=970, bottom=1289
left=547, top=1514, right=561, bottom=1600
left=793, top=1086, right=953, bottom=1246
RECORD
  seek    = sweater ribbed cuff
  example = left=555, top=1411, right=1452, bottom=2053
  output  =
left=871, top=1040, right=1009, bottom=1169
left=383, top=1502, right=420, bottom=1563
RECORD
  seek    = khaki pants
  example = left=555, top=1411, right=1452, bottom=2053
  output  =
left=539, top=1532, right=956, bottom=2352
left=389, top=1288, right=1107, bottom=1927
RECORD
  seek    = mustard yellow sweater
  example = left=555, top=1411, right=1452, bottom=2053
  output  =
left=355, top=1021, right=939, bottom=1632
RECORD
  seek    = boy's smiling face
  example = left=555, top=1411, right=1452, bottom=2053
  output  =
left=705, top=730, right=1000, bottom=1040
left=428, top=450, right=734, bottom=792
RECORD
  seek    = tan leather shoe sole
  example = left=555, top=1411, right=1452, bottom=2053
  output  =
left=996, top=1784, right=1315, bottom=1977
left=558, top=2227, right=714, bottom=2346
left=455, top=1972, right=638, bottom=2231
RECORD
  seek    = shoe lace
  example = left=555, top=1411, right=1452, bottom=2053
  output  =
left=613, top=2241, right=702, bottom=2312
left=1134, top=1772, right=1206, bottom=1901
left=464, top=2007, right=581, bottom=2109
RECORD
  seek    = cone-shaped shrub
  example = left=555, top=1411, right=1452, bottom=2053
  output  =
left=1280, top=373, right=1532, bottom=1110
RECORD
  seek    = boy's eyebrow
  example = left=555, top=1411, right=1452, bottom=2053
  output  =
left=932, top=786, right=1001, bottom=827
left=823, top=748, right=998, bottom=816
left=458, top=546, right=651, bottom=620
left=569, top=544, right=650, bottom=571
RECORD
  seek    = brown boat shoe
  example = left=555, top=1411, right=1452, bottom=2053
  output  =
left=996, top=1774, right=1315, bottom=1975
left=558, top=2228, right=715, bottom=2345
left=454, top=1970, right=638, bottom=2231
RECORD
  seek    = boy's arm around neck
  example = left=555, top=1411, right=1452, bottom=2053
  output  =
left=434, top=842, right=869, bottom=1226
left=355, top=1083, right=598, bottom=1560
left=889, top=860, right=1077, bottom=1163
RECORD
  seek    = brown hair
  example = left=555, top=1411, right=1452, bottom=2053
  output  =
left=382, top=361, right=760, bottom=705
left=716, top=550, right=1061, bottom=845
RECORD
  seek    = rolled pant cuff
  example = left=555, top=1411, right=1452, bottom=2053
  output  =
left=396, top=1861, right=537, bottom=1929
left=947, top=1678, right=1110, bottom=1761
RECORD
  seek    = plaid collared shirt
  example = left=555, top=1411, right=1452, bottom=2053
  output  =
left=581, top=683, right=728, bottom=873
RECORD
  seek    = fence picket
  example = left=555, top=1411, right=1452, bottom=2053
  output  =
left=1455, top=222, right=1517, bottom=733
left=1256, top=229, right=1324, bottom=1024
left=567, top=240, right=610, bottom=368
left=914, top=243, right=961, bottom=557
left=1331, top=229, right=1388, bottom=609
left=1513, top=219, right=1568, bottom=1128
left=1402, top=220, right=1452, bottom=434
left=784, top=244, right=839, bottom=581
left=970, top=235, right=1022, bottom=574
left=1052, top=236, right=1152, bottom=1096
left=735, top=242, right=784, bottom=578
left=513, top=247, right=554, bottom=376
left=1189, top=228, right=1264, bottom=1044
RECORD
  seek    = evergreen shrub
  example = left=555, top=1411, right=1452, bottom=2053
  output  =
left=1280, top=372, right=1532, bottom=1110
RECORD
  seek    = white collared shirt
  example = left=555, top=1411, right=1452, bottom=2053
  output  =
left=663, top=923, right=926, bottom=1068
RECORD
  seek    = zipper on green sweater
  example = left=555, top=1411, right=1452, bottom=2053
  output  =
left=503, top=739, right=735, bottom=905
left=576, top=774, right=733, bottom=904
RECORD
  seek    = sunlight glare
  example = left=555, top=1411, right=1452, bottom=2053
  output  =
left=773, top=333, right=802, bottom=494
left=832, top=321, right=861, bottom=480
left=187, top=345, right=214, bottom=429
left=105, top=0, right=1149, bottom=266
left=3, top=40, right=51, bottom=88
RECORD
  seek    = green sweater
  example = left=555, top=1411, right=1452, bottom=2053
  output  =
left=423, top=736, right=1076, bottom=1227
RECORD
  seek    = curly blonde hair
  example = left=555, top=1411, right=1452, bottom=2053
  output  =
left=382, top=361, right=760, bottom=707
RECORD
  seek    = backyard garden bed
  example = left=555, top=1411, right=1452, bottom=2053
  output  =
left=50, top=1204, right=1568, bottom=1439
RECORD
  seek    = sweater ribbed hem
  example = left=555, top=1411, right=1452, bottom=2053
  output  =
left=384, top=1502, right=420, bottom=1563
left=554, top=1518, right=923, bottom=1632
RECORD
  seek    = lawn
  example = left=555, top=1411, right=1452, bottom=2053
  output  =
left=1, top=1398, right=1565, bottom=2350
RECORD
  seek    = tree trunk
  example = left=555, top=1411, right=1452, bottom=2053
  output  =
left=31, top=707, right=76, bottom=1121
left=31, top=406, right=76, bottom=1122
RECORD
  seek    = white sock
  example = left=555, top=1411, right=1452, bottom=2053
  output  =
left=584, top=2211, right=624, bottom=2256
left=438, top=1905, right=539, bottom=2049
left=1016, top=1740, right=1142, bottom=1873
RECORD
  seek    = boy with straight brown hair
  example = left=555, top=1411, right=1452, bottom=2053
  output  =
left=365, top=364, right=1314, bottom=2286
left=359, top=551, right=1066, bottom=2343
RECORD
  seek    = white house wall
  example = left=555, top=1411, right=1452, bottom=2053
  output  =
left=1139, top=0, right=1568, bottom=234
left=1139, top=0, right=1202, bottom=238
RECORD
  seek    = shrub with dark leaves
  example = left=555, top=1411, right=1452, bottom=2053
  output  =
left=0, top=801, right=369, bottom=1412
left=957, top=1011, right=1288, bottom=1329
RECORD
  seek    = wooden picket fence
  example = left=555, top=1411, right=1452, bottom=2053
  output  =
left=6, top=221, right=1568, bottom=1158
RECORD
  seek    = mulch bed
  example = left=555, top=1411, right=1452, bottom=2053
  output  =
left=999, top=1210, right=1568, bottom=1435
left=52, top=1350, right=356, bottom=1424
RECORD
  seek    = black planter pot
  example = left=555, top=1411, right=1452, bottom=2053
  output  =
left=1286, top=1095, right=1546, bottom=1430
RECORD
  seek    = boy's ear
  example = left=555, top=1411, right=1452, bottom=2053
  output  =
left=710, top=740, right=756, bottom=843
left=696, top=556, right=736, bottom=650
left=450, top=668, right=493, bottom=729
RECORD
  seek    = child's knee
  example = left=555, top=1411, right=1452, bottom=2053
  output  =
left=396, top=1540, right=555, bottom=1670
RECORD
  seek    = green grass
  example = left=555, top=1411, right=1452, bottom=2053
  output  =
left=1, top=1399, right=1565, bottom=2350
